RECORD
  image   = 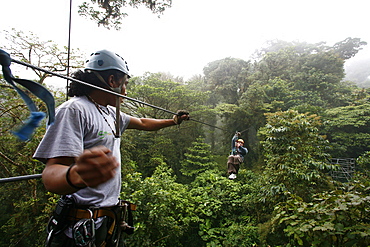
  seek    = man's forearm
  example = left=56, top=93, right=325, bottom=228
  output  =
left=138, top=118, right=177, bottom=131
left=43, top=164, right=82, bottom=195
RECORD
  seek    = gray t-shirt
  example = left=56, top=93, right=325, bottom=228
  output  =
left=33, top=96, right=130, bottom=207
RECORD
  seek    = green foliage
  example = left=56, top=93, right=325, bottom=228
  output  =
left=180, top=136, right=218, bottom=182
left=259, top=78, right=297, bottom=111
left=323, top=103, right=370, bottom=158
left=0, top=80, right=56, bottom=246
left=121, top=72, right=211, bottom=177
left=354, top=151, right=370, bottom=188
left=189, top=170, right=260, bottom=247
left=203, top=57, right=252, bottom=105
left=259, top=110, right=335, bottom=202
left=255, top=38, right=367, bottom=62
left=125, top=73, right=207, bottom=118
left=357, top=151, right=370, bottom=174
left=253, top=40, right=354, bottom=109
left=332, top=37, right=368, bottom=60
left=121, top=164, right=198, bottom=247
left=271, top=189, right=370, bottom=246
left=2, top=34, right=370, bottom=247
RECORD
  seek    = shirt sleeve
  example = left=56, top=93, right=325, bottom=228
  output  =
left=231, top=134, right=239, bottom=154
left=33, top=107, right=85, bottom=163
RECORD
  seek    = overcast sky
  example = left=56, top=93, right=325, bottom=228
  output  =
left=1, top=0, right=369, bottom=87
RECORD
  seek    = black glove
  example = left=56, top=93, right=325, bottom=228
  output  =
left=173, top=110, right=189, bottom=125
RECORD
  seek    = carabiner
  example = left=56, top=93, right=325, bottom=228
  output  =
left=73, top=209, right=96, bottom=247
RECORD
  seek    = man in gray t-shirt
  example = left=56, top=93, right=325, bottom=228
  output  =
left=34, top=50, right=189, bottom=247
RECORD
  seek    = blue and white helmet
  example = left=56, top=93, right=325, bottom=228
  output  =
left=85, top=50, right=130, bottom=77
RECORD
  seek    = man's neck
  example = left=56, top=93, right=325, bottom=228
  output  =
left=87, top=91, right=111, bottom=106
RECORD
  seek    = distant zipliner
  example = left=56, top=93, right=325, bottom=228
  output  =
left=227, top=131, right=248, bottom=179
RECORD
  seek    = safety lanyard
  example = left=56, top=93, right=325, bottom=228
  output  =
left=0, top=49, right=55, bottom=141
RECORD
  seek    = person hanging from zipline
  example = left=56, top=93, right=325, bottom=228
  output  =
left=227, top=131, right=248, bottom=179
left=33, top=49, right=190, bottom=247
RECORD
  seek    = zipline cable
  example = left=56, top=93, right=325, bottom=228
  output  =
left=10, top=58, right=226, bottom=130
left=239, top=128, right=250, bottom=134
left=12, top=58, right=177, bottom=114
left=190, top=118, right=226, bottom=131
left=0, top=174, right=42, bottom=183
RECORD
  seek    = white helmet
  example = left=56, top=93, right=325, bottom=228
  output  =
left=85, top=50, right=130, bottom=77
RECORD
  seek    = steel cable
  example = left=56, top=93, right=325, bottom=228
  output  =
left=11, top=58, right=227, bottom=130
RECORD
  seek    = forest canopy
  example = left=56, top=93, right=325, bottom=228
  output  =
left=0, top=30, right=369, bottom=246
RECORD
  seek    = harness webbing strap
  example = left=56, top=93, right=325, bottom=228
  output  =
left=0, top=49, right=55, bottom=141
left=68, top=207, right=116, bottom=220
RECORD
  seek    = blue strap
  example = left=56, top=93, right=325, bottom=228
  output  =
left=0, top=49, right=55, bottom=141
left=12, top=112, right=46, bottom=141
left=12, top=77, right=55, bottom=125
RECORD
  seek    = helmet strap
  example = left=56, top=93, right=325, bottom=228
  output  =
left=90, top=70, right=122, bottom=93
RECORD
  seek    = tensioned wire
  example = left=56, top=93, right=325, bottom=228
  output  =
left=11, top=58, right=227, bottom=131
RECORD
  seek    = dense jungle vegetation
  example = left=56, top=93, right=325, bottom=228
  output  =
left=0, top=34, right=369, bottom=246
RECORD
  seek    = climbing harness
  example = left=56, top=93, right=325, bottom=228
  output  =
left=45, top=196, right=135, bottom=247
left=0, top=49, right=55, bottom=141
